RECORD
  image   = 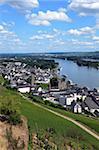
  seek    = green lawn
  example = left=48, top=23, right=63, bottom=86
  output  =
left=0, top=86, right=99, bottom=149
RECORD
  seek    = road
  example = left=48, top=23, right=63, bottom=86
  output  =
left=20, top=93, right=99, bottom=140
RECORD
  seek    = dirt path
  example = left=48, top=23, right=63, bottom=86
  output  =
left=20, top=94, right=99, bottom=140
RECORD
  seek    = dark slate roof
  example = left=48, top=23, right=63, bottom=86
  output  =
left=95, top=100, right=99, bottom=106
left=85, top=97, right=99, bottom=109
left=82, top=101, right=88, bottom=108
left=94, top=93, right=99, bottom=96
left=94, top=110, right=99, bottom=117
left=71, top=101, right=76, bottom=107
left=17, top=84, right=31, bottom=88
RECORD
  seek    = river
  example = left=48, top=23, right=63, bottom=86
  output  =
left=54, top=59, right=99, bottom=89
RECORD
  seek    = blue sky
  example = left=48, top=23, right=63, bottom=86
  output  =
left=0, top=0, right=99, bottom=53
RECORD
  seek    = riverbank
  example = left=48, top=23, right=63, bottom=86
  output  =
left=66, top=57, right=99, bottom=69
left=54, top=58, right=99, bottom=89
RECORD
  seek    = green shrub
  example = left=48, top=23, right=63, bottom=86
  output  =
left=0, top=99, right=21, bottom=125
left=8, top=112, right=21, bottom=125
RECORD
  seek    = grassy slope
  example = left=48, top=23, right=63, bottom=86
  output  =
left=43, top=105, right=99, bottom=133
left=0, top=75, right=4, bottom=85
left=0, top=86, right=99, bottom=149
left=1, top=76, right=98, bottom=133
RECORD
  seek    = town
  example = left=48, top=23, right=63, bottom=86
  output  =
left=0, top=57, right=99, bottom=117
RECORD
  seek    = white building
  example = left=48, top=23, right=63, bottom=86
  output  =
left=66, top=93, right=86, bottom=106
left=66, top=96, right=74, bottom=105
left=73, top=103, right=82, bottom=113
left=38, top=87, right=43, bottom=93
left=18, top=86, right=30, bottom=93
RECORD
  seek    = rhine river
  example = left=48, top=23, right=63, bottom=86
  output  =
left=54, top=59, right=99, bottom=89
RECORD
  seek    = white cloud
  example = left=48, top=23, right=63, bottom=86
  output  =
left=68, top=29, right=81, bottom=36
left=68, top=0, right=99, bottom=30
left=26, top=9, right=72, bottom=26
left=68, top=39, right=93, bottom=46
left=2, top=21, right=15, bottom=28
left=58, top=8, right=67, bottom=12
left=95, top=14, right=99, bottom=29
left=92, top=36, right=99, bottom=41
left=0, top=24, right=25, bottom=52
left=69, top=0, right=99, bottom=15
left=92, top=36, right=99, bottom=43
left=75, top=41, right=93, bottom=46
left=0, top=25, right=4, bottom=31
left=67, top=26, right=94, bottom=36
left=30, top=33, right=55, bottom=40
left=54, top=39, right=65, bottom=45
left=0, top=0, right=39, bottom=11
left=79, top=12, right=87, bottom=16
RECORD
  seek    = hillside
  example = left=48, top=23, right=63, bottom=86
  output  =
left=0, top=116, right=28, bottom=150
left=43, top=104, right=99, bottom=134
left=0, top=84, right=99, bottom=149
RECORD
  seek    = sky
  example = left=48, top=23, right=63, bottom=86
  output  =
left=0, top=0, right=99, bottom=53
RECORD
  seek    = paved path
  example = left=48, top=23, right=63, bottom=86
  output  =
left=20, top=93, right=99, bottom=140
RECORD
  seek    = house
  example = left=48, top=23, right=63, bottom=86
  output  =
left=83, top=96, right=99, bottom=113
left=71, top=101, right=82, bottom=113
left=66, top=95, right=74, bottom=106
left=38, top=87, right=43, bottom=93
left=43, top=96, right=59, bottom=104
left=74, top=103, right=82, bottom=113
left=95, top=87, right=99, bottom=93
left=82, top=102, right=88, bottom=111
left=59, top=95, right=66, bottom=107
left=17, top=85, right=30, bottom=93
left=10, top=80, right=17, bottom=88
left=65, top=93, right=85, bottom=106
